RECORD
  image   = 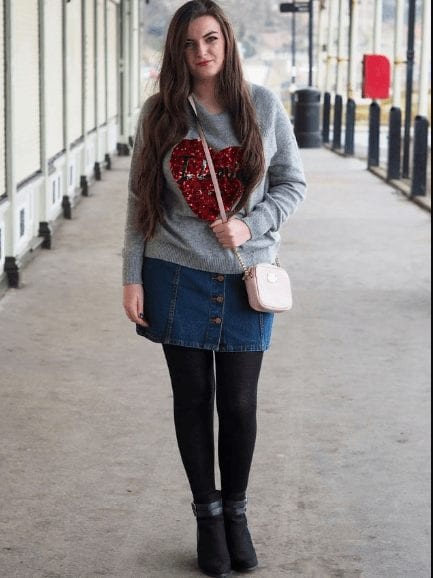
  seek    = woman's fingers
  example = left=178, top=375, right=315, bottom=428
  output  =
left=123, top=284, right=149, bottom=327
left=210, top=218, right=223, bottom=230
left=210, top=218, right=252, bottom=248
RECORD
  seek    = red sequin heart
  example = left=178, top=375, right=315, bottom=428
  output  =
left=170, top=139, right=244, bottom=222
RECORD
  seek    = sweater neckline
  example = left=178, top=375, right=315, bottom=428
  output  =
left=193, top=97, right=228, bottom=119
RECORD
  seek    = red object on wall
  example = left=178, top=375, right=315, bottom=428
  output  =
left=362, top=55, right=391, bottom=99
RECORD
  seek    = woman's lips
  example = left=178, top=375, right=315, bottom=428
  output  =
left=197, top=61, right=212, bottom=67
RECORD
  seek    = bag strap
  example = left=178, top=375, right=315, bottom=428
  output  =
left=188, top=96, right=281, bottom=273
left=188, top=95, right=249, bottom=274
left=188, top=96, right=228, bottom=223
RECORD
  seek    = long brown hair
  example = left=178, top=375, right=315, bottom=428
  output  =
left=133, top=0, right=265, bottom=239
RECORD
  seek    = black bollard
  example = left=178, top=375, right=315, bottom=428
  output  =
left=344, top=98, right=356, bottom=156
left=94, top=162, right=102, bottom=181
left=38, top=222, right=53, bottom=250
left=332, top=94, right=343, bottom=150
left=387, top=107, right=402, bottom=180
left=62, top=195, right=72, bottom=220
left=117, top=143, right=131, bottom=156
left=4, top=257, right=21, bottom=288
left=322, top=92, right=331, bottom=144
left=411, top=115, right=429, bottom=197
left=80, top=176, right=89, bottom=197
left=368, top=101, right=381, bottom=168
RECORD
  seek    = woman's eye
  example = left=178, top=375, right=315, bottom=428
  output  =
left=207, top=36, right=217, bottom=43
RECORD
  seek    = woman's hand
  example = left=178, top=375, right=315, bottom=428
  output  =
left=210, top=218, right=252, bottom=249
left=123, top=284, right=149, bottom=327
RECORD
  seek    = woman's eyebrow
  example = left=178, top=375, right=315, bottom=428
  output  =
left=186, top=30, right=219, bottom=41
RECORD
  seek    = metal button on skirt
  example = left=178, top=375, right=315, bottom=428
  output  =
left=136, top=257, right=274, bottom=352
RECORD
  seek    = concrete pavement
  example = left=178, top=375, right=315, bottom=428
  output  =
left=0, top=149, right=430, bottom=578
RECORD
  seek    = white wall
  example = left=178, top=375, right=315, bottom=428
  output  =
left=0, top=0, right=142, bottom=289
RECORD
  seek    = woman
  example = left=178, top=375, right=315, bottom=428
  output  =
left=122, top=1, right=306, bottom=576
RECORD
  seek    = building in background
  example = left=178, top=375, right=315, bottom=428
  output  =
left=0, top=0, right=144, bottom=292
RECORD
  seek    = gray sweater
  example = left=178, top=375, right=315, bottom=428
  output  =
left=122, top=83, right=306, bottom=285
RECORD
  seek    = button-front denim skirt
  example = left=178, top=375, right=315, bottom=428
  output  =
left=137, top=257, right=274, bottom=352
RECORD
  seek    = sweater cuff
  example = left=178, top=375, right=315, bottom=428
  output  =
left=241, top=208, right=274, bottom=241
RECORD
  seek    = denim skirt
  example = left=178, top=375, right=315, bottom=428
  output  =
left=136, top=257, right=274, bottom=352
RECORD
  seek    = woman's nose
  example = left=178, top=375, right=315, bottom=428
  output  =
left=195, top=41, right=207, bottom=58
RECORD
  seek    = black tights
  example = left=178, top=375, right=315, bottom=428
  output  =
left=163, top=345, right=263, bottom=504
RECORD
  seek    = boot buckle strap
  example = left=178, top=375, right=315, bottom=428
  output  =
left=192, top=499, right=223, bottom=518
left=223, top=497, right=248, bottom=516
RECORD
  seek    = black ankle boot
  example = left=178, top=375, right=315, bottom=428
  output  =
left=192, top=494, right=232, bottom=578
left=223, top=498, right=258, bottom=573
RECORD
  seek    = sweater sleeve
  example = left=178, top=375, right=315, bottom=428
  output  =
left=241, top=92, right=306, bottom=240
left=122, top=103, right=148, bottom=286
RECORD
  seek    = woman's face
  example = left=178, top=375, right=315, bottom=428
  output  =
left=184, top=16, right=226, bottom=83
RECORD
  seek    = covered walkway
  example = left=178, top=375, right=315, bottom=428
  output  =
left=0, top=148, right=430, bottom=577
